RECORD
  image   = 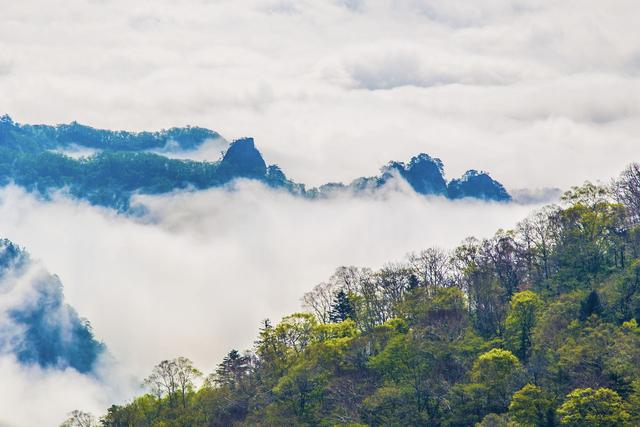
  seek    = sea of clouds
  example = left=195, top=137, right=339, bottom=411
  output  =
left=0, top=0, right=639, bottom=424
left=0, top=182, right=541, bottom=424
left=1, top=0, right=639, bottom=189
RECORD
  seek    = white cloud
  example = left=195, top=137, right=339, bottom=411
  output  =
left=148, top=137, right=229, bottom=161
left=50, top=145, right=101, bottom=160
left=334, top=46, right=531, bottom=89
left=0, top=183, right=539, bottom=424
left=0, top=356, right=111, bottom=427
left=0, top=0, right=638, bottom=189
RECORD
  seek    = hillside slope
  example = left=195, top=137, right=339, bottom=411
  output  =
left=98, top=166, right=640, bottom=426
left=0, top=239, right=104, bottom=373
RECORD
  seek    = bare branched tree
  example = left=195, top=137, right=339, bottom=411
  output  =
left=613, top=163, right=640, bottom=223
left=144, top=357, right=201, bottom=409
left=330, top=266, right=367, bottom=294
left=175, top=356, right=202, bottom=408
left=407, top=247, right=452, bottom=292
left=375, top=263, right=412, bottom=320
left=302, top=281, right=337, bottom=323
left=60, top=410, right=96, bottom=427
left=144, top=359, right=180, bottom=406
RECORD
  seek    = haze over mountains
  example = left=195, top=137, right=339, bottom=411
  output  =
left=0, top=114, right=535, bottom=388
left=0, top=0, right=637, bottom=424
left=0, top=115, right=512, bottom=210
left=0, top=239, right=104, bottom=374
left=0, top=114, right=516, bottom=382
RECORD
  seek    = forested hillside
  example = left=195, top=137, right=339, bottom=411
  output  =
left=0, top=116, right=510, bottom=210
left=0, top=239, right=104, bottom=373
left=87, top=163, right=640, bottom=427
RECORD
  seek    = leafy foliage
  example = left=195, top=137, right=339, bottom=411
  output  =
left=557, top=387, right=630, bottom=426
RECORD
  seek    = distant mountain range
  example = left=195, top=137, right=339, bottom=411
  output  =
left=0, top=238, right=104, bottom=373
left=0, top=115, right=510, bottom=209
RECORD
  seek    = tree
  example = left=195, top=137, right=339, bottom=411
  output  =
left=557, top=387, right=630, bottom=426
left=472, top=348, right=524, bottom=413
left=213, top=349, right=251, bottom=389
left=486, top=231, right=526, bottom=299
left=363, top=384, right=430, bottom=426
left=579, top=290, right=602, bottom=320
left=509, top=384, right=555, bottom=427
left=144, top=357, right=200, bottom=409
left=89, top=162, right=640, bottom=426
left=477, top=413, right=518, bottom=427
left=144, top=359, right=179, bottom=406
left=407, top=247, right=452, bottom=291
left=273, top=313, right=318, bottom=354
left=374, top=263, right=413, bottom=320
left=402, top=286, right=468, bottom=339
left=555, top=183, right=627, bottom=287
left=303, top=281, right=338, bottom=324
left=60, top=410, right=96, bottom=427
left=329, top=290, right=355, bottom=322
left=554, top=320, right=640, bottom=395
left=367, top=330, right=449, bottom=424
left=174, top=356, right=202, bottom=409
left=330, top=266, right=368, bottom=294
left=452, top=238, right=495, bottom=336
left=504, top=291, right=541, bottom=362
left=627, top=380, right=640, bottom=425
left=613, top=163, right=640, bottom=223
left=609, top=260, right=640, bottom=322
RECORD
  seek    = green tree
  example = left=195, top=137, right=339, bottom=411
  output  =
left=555, top=183, right=627, bottom=289
left=557, top=387, right=630, bottom=426
left=628, top=380, right=640, bottom=425
left=144, top=359, right=180, bottom=407
left=477, top=412, right=518, bottom=426
left=471, top=348, right=525, bottom=413
left=579, top=290, right=602, bottom=321
left=367, top=330, right=448, bottom=424
left=504, top=291, right=541, bottom=362
left=509, top=384, right=555, bottom=427
left=555, top=320, right=640, bottom=394
left=212, top=349, right=251, bottom=388
left=174, top=356, right=202, bottom=409
left=329, top=290, right=355, bottom=323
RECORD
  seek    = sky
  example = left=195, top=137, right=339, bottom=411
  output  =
left=0, top=0, right=639, bottom=425
left=1, top=0, right=639, bottom=189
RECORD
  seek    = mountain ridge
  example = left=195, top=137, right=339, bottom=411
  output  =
left=0, top=238, right=105, bottom=373
left=0, top=115, right=511, bottom=209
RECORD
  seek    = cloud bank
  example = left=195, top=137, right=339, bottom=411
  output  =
left=1, top=0, right=639, bottom=190
left=0, top=357, right=111, bottom=426
left=0, top=182, right=541, bottom=424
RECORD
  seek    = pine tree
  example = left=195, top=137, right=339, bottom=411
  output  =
left=329, top=290, right=355, bottom=323
left=214, top=349, right=250, bottom=388
left=580, top=290, right=603, bottom=320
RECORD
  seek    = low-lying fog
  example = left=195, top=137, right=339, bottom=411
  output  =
left=0, top=182, right=542, bottom=424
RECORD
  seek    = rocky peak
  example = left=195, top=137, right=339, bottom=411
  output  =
left=379, top=153, right=447, bottom=195
left=219, top=137, right=267, bottom=179
left=448, top=170, right=511, bottom=201
left=404, top=153, right=447, bottom=195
